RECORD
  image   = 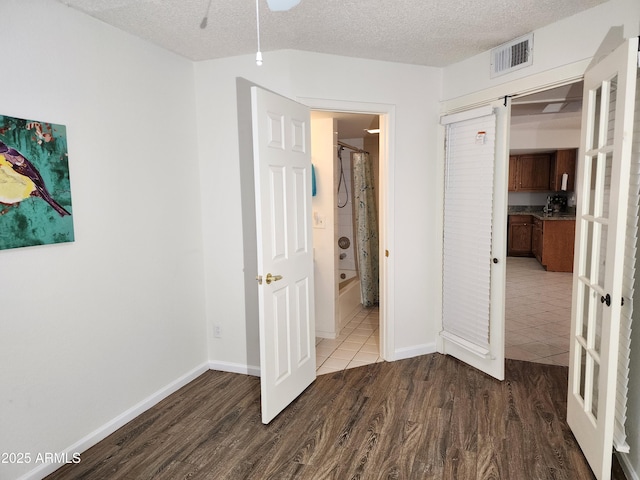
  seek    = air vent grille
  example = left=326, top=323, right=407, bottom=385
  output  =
left=490, top=33, right=533, bottom=78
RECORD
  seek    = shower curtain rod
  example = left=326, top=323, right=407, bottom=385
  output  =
left=337, top=140, right=368, bottom=154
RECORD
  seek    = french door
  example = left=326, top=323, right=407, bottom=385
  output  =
left=440, top=99, right=510, bottom=381
left=567, top=37, right=638, bottom=480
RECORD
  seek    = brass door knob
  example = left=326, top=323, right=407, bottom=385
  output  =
left=265, top=273, right=283, bottom=284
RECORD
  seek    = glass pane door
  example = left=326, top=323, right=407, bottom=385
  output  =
left=567, top=37, right=638, bottom=480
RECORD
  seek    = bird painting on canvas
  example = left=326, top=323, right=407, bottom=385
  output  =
left=0, top=139, right=71, bottom=217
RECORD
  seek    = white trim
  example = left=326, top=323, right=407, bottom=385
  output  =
left=394, top=342, right=437, bottom=361
left=17, top=362, right=210, bottom=480
left=440, top=105, right=493, bottom=125
left=298, top=96, right=396, bottom=362
left=440, top=331, right=491, bottom=358
left=441, top=59, right=589, bottom=114
left=315, top=329, right=338, bottom=340
left=209, top=360, right=261, bottom=377
left=617, top=452, right=640, bottom=480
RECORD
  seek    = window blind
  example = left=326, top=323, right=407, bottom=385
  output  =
left=442, top=111, right=497, bottom=352
left=613, top=71, right=640, bottom=453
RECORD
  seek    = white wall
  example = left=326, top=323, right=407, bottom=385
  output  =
left=0, top=2, right=207, bottom=479
left=510, top=116, right=581, bottom=151
left=196, top=51, right=442, bottom=368
left=442, top=1, right=640, bottom=476
left=311, top=117, right=339, bottom=338
left=443, top=0, right=640, bottom=101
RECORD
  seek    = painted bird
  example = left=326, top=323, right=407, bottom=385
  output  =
left=0, top=139, right=71, bottom=217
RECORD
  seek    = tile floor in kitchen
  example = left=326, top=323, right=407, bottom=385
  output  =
left=504, top=256, right=573, bottom=366
left=315, top=256, right=573, bottom=374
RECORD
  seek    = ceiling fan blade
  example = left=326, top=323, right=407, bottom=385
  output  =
left=265, top=0, right=301, bottom=11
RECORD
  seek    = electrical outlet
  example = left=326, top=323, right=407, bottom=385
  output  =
left=213, top=325, right=221, bottom=338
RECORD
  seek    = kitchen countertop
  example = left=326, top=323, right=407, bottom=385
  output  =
left=508, top=206, right=576, bottom=221
left=530, top=212, right=576, bottom=221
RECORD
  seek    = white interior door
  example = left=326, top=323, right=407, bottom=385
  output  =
left=251, top=86, right=316, bottom=424
left=567, top=37, right=638, bottom=480
left=439, top=99, right=510, bottom=381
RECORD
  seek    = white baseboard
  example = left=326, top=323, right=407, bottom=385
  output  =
left=393, top=342, right=437, bottom=361
left=617, top=452, right=639, bottom=480
left=314, top=329, right=337, bottom=339
left=17, top=362, right=210, bottom=480
left=209, top=360, right=260, bottom=377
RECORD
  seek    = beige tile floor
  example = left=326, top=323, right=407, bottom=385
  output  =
left=505, top=256, right=573, bottom=366
left=315, top=307, right=381, bottom=375
left=316, top=257, right=572, bottom=374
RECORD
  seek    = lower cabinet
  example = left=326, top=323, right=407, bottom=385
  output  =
left=534, top=218, right=575, bottom=272
left=532, top=217, right=543, bottom=262
left=507, top=215, right=533, bottom=256
left=510, top=215, right=575, bottom=272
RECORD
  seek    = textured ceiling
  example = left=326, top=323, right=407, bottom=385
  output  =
left=58, top=0, right=607, bottom=67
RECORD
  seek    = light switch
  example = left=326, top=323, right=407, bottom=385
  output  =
left=313, top=211, right=326, bottom=229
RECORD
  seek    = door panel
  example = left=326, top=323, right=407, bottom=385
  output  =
left=251, top=86, right=315, bottom=424
left=567, top=37, right=638, bottom=480
left=440, top=99, right=510, bottom=381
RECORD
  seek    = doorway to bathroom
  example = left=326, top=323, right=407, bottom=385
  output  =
left=310, top=110, right=383, bottom=374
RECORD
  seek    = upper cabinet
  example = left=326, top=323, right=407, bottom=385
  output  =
left=508, top=149, right=577, bottom=192
left=509, top=153, right=552, bottom=191
left=549, top=149, right=577, bottom=192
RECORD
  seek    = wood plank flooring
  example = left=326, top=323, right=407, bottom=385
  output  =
left=45, top=354, right=623, bottom=480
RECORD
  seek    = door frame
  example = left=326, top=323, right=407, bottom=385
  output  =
left=299, top=97, right=395, bottom=361
left=436, top=61, right=589, bottom=354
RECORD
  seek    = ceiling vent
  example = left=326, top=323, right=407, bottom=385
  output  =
left=490, top=33, right=533, bottom=78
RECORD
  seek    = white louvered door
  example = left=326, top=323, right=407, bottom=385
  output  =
left=567, top=37, right=638, bottom=480
left=251, top=86, right=316, bottom=424
left=440, top=100, right=510, bottom=381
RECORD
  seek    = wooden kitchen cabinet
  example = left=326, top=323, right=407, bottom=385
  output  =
left=549, top=148, right=577, bottom=192
left=532, top=217, right=543, bottom=262
left=508, top=156, right=519, bottom=191
left=509, top=153, right=552, bottom=191
left=508, top=215, right=533, bottom=256
left=533, top=217, right=575, bottom=272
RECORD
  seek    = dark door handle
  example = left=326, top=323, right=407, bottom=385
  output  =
left=493, top=258, right=499, bottom=264
left=601, top=294, right=611, bottom=307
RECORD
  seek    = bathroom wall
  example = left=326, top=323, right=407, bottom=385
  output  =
left=311, top=116, right=339, bottom=338
left=337, top=138, right=363, bottom=283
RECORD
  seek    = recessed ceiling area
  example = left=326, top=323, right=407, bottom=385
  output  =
left=311, top=111, right=379, bottom=140
left=509, top=81, right=584, bottom=154
left=512, top=82, right=583, bottom=116
left=511, top=81, right=584, bottom=130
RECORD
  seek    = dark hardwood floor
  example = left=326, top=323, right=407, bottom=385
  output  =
left=46, top=354, right=625, bottom=480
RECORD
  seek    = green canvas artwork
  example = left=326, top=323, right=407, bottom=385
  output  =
left=0, top=114, right=74, bottom=250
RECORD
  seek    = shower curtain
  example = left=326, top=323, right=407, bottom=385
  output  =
left=352, top=152, right=379, bottom=306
